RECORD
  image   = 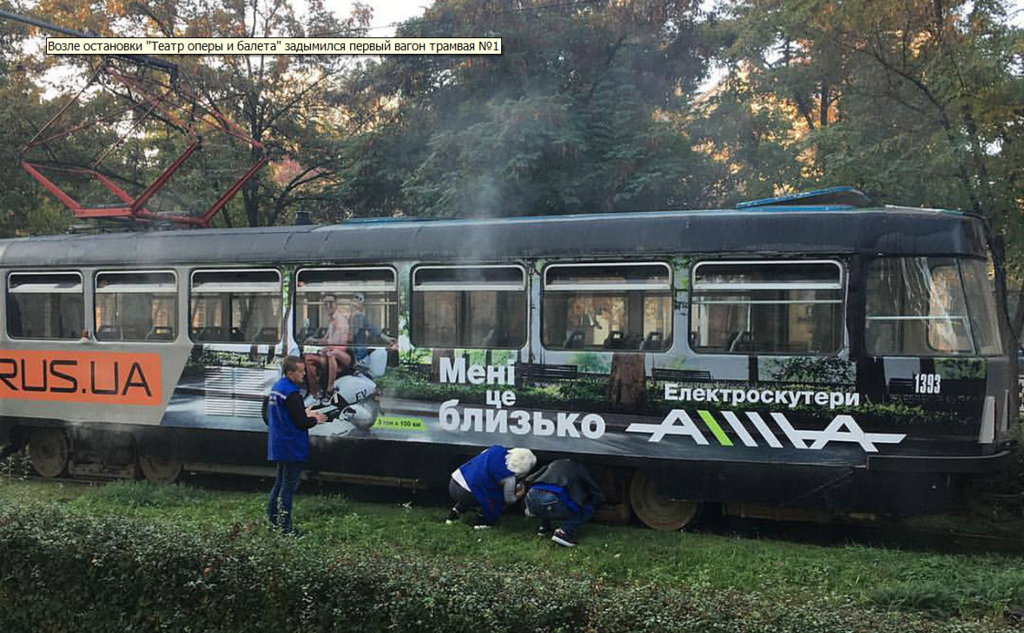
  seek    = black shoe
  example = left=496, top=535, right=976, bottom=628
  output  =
left=473, top=516, right=494, bottom=530
left=537, top=524, right=553, bottom=536
left=551, top=529, right=576, bottom=547
left=444, top=509, right=461, bottom=525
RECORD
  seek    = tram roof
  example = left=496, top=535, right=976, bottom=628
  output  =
left=0, top=206, right=988, bottom=268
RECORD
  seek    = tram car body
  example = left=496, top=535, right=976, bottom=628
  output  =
left=0, top=188, right=1017, bottom=529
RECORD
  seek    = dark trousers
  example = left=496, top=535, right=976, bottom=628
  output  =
left=268, top=461, right=304, bottom=533
left=449, top=477, right=478, bottom=513
left=525, top=488, right=593, bottom=535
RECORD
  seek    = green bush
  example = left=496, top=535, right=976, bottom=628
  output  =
left=0, top=448, right=31, bottom=480
left=0, top=502, right=1018, bottom=633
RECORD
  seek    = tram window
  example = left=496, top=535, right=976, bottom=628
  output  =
left=6, top=272, right=84, bottom=340
left=542, top=263, right=672, bottom=351
left=295, top=268, right=398, bottom=349
left=690, top=261, right=843, bottom=355
left=866, top=257, right=1000, bottom=356
left=411, top=265, right=527, bottom=348
left=960, top=259, right=1002, bottom=355
left=95, top=271, right=177, bottom=342
left=190, top=269, right=281, bottom=344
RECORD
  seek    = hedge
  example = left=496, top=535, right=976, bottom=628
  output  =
left=0, top=504, right=1012, bottom=633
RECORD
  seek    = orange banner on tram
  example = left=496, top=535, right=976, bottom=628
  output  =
left=0, top=350, right=162, bottom=406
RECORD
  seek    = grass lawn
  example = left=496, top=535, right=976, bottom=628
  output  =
left=2, top=469, right=1024, bottom=630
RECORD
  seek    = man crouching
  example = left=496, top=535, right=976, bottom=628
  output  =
left=524, top=459, right=605, bottom=547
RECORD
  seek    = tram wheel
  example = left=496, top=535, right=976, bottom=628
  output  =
left=138, top=454, right=182, bottom=485
left=629, top=470, right=700, bottom=531
left=28, top=428, right=69, bottom=478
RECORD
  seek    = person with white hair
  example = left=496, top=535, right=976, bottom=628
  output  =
left=445, top=445, right=536, bottom=529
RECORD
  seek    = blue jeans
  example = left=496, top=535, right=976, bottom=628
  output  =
left=525, top=488, right=593, bottom=535
left=267, top=461, right=304, bottom=533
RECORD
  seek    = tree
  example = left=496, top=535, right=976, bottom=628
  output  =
left=335, top=0, right=719, bottom=218
left=0, top=0, right=75, bottom=237
left=702, top=0, right=1022, bottom=213
left=18, top=0, right=371, bottom=228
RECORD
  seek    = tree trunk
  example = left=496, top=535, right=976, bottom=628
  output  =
left=820, top=79, right=830, bottom=127
left=244, top=146, right=261, bottom=227
left=606, top=352, right=646, bottom=411
left=1012, top=285, right=1024, bottom=345
left=431, top=349, right=455, bottom=383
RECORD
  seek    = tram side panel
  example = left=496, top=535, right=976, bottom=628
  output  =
left=0, top=254, right=1013, bottom=517
left=0, top=266, right=190, bottom=426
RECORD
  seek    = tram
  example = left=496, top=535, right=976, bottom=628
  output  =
left=0, top=187, right=1017, bottom=529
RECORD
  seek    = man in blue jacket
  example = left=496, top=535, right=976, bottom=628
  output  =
left=266, top=356, right=326, bottom=535
left=525, top=459, right=605, bottom=547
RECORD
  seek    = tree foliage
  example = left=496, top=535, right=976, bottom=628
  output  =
left=0, top=0, right=75, bottom=236
left=0, top=0, right=1021, bottom=261
left=333, top=0, right=717, bottom=218
left=8, top=0, right=370, bottom=229
left=697, top=0, right=1023, bottom=237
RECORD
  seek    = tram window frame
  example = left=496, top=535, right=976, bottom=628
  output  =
left=294, top=267, right=398, bottom=350
left=6, top=271, right=85, bottom=340
left=865, top=256, right=1001, bottom=357
left=95, top=270, right=178, bottom=343
left=541, top=262, right=674, bottom=352
left=959, top=258, right=1003, bottom=356
left=189, top=268, right=282, bottom=344
left=410, top=264, right=527, bottom=349
left=689, top=260, right=845, bottom=356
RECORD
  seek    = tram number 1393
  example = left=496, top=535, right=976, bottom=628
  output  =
left=914, top=373, right=942, bottom=394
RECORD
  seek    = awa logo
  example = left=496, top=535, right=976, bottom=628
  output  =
left=625, top=410, right=905, bottom=453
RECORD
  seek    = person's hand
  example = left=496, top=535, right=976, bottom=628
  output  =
left=305, top=407, right=327, bottom=421
left=515, top=482, right=526, bottom=501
